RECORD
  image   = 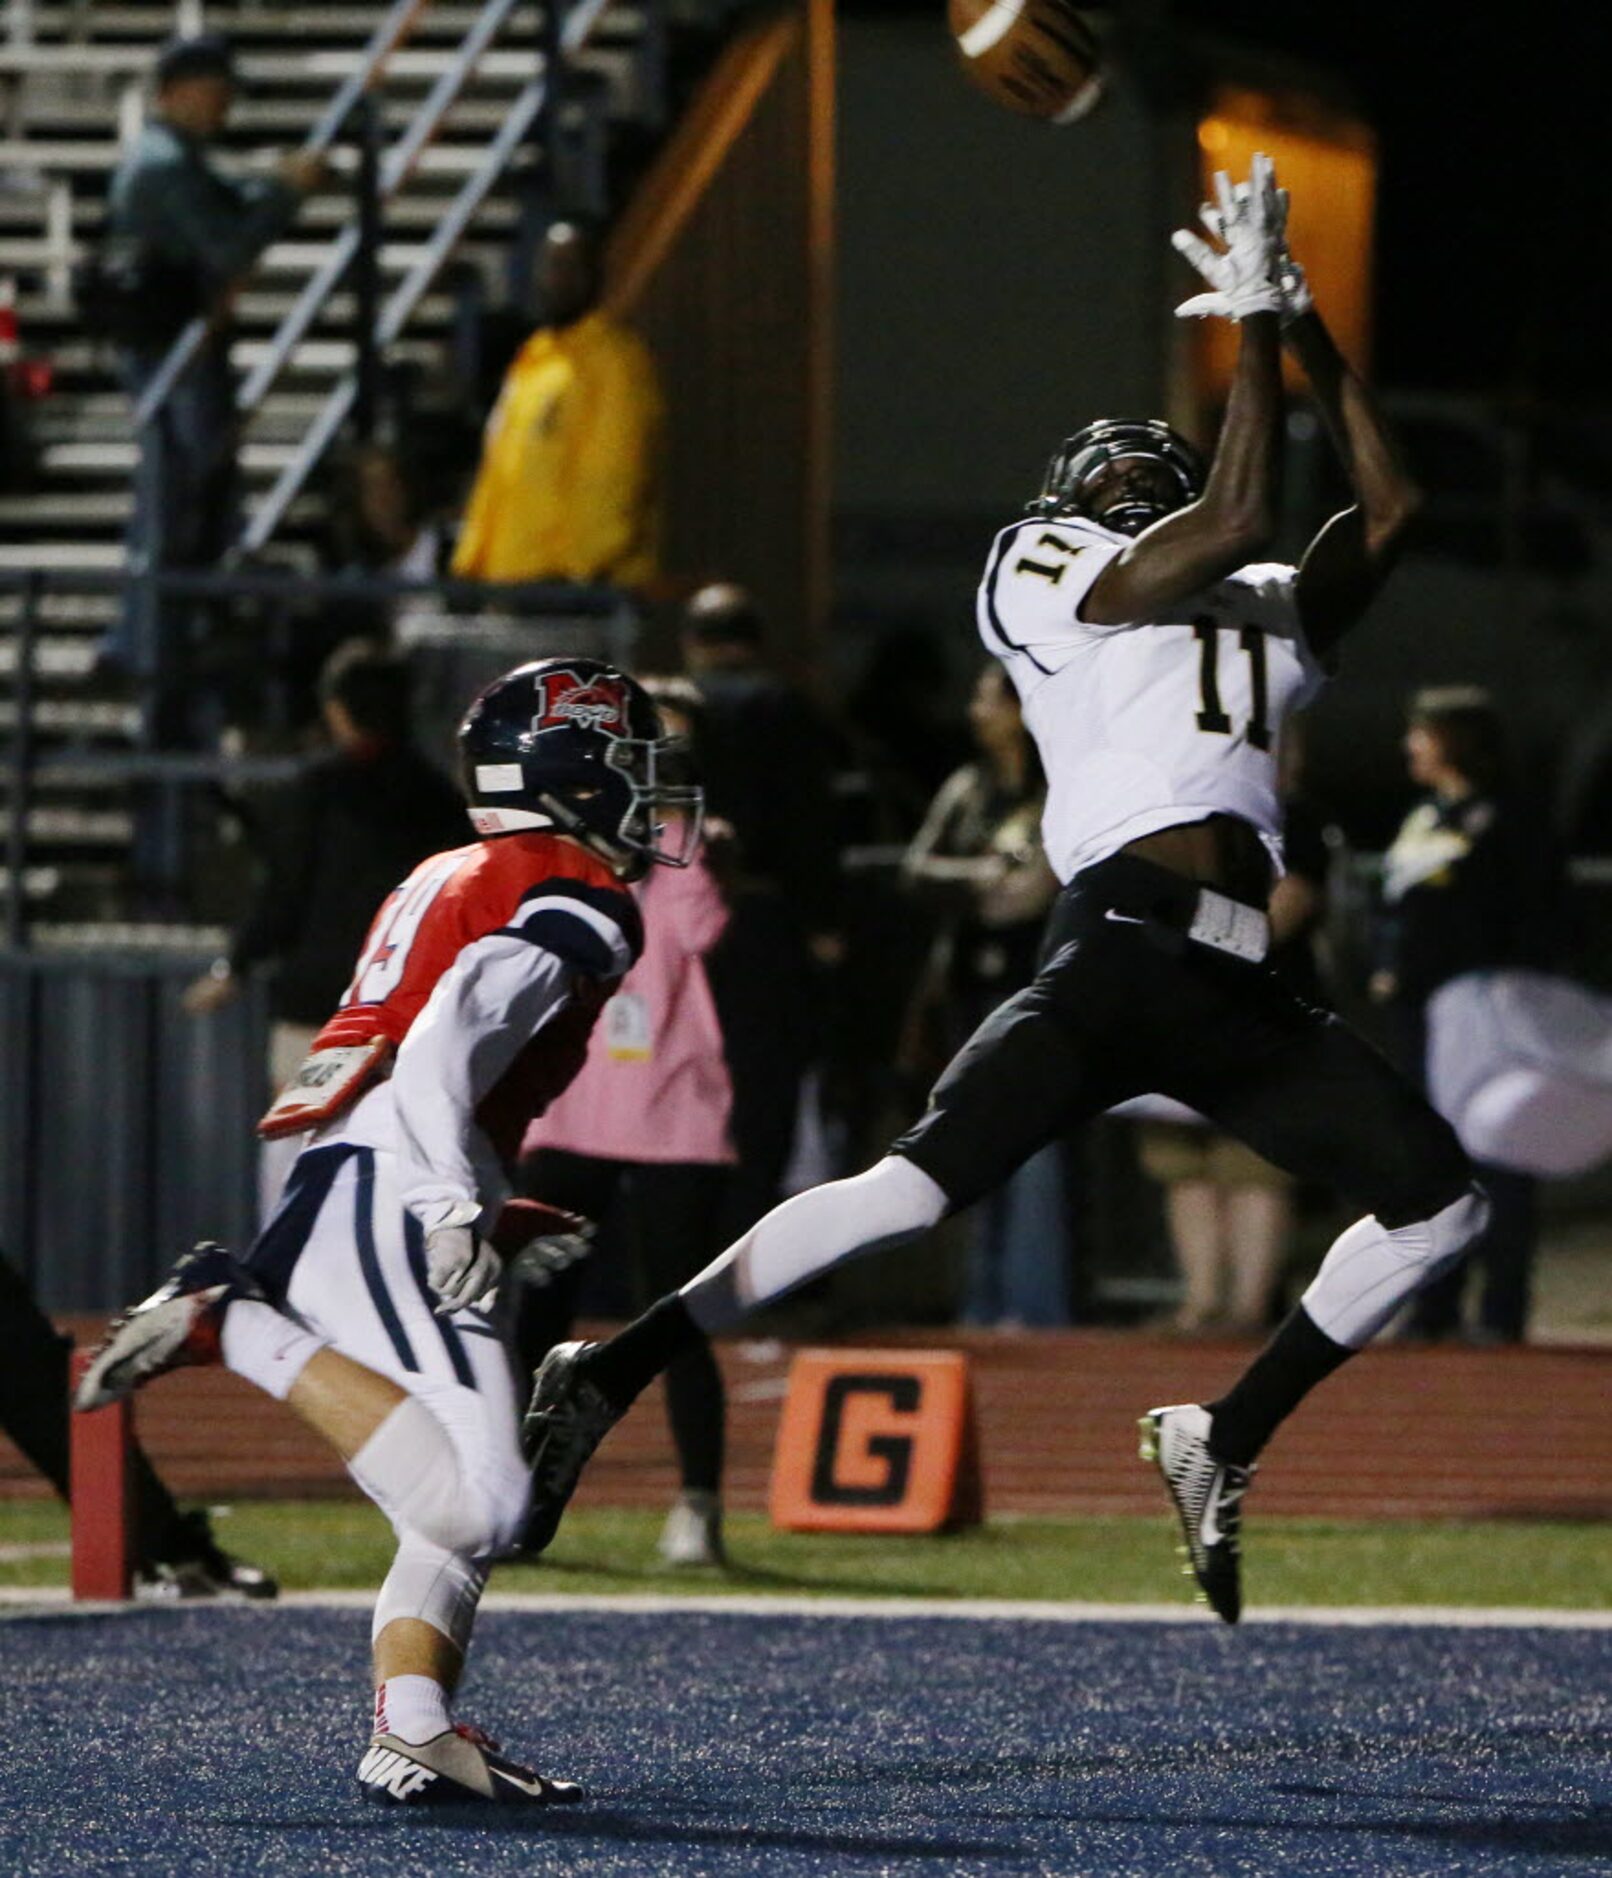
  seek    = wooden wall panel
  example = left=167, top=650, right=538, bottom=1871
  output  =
left=606, top=0, right=833, bottom=662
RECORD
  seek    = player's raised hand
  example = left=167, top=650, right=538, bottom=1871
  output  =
left=425, top=1206, right=502, bottom=1314
left=1171, top=152, right=1284, bottom=322
left=1200, top=158, right=1315, bottom=326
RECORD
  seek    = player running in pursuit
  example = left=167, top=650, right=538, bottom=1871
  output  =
left=79, top=659, right=701, bottom=1805
left=521, top=156, right=1488, bottom=1622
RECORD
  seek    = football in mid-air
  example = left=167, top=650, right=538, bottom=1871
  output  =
left=947, top=0, right=1104, bottom=123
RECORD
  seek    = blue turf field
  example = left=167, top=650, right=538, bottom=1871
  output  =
left=1, top=1604, right=1607, bottom=1876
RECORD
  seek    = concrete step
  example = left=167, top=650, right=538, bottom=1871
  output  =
left=0, top=135, right=555, bottom=179
left=3, top=5, right=644, bottom=47
left=0, top=540, right=122, bottom=569
left=0, top=590, right=117, bottom=626
left=37, top=437, right=301, bottom=474
left=0, top=225, right=504, bottom=275
left=0, top=192, right=518, bottom=236
left=0, top=804, right=134, bottom=844
left=0, top=488, right=134, bottom=526
left=29, top=388, right=343, bottom=445
left=43, top=335, right=438, bottom=377
left=0, top=635, right=100, bottom=677
left=0, top=698, right=140, bottom=738
left=16, top=93, right=559, bottom=145
left=0, top=865, right=64, bottom=902
left=25, top=920, right=231, bottom=953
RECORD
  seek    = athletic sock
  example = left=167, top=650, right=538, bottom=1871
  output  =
left=219, top=1298, right=329, bottom=1402
left=374, top=1674, right=452, bottom=1746
left=585, top=1295, right=703, bottom=1410
left=1205, top=1305, right=1353, bottom=1468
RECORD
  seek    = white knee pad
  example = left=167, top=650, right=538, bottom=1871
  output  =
left=683, top=1154, right=950, bottom=1332
left=348, top=1397, right=502, bottom=1559
left=372, top=1532, right=488, bottom=1654
left=1302, top=1185, right=1490, bottom=1349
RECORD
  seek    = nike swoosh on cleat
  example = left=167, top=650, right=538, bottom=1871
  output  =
left=491, top=1766, right=554, bottom=1799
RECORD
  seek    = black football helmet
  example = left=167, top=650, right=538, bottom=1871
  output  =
left=1031, top=418, right=1206, bottom=535
left=458, top=658, right=703, bottom=876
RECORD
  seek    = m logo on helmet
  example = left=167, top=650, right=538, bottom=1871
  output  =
left=530, top=668, right=629, bottom=737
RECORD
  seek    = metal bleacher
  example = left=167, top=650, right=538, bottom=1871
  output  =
left=0, top=0, right=703, bottom=929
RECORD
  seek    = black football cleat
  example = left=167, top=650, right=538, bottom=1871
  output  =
left=74, top=1243, right=267, bottom=1411
left=357, top=1723, right=585, bottom=1806
left=519, top=1340, right=623, bottom=1554
left=1139, top=1403, right=1254, bottom=1624
left=136, top=1511, right=279, bottom=1602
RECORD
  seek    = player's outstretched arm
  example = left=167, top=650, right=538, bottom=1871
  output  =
left=1084, top=159, right=1286, bottom=627
left=1083, top=314, right=1284, bottom=626
left=1286, top=307, right=1423, bottom=657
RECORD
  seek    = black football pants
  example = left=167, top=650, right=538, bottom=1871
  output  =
left=0, top=1249, right=197, bottom=1565
left=892, top=854, right=1473, bottom=1229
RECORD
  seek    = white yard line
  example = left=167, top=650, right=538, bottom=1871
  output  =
left=3, top=1586, right=1609, bottom=1628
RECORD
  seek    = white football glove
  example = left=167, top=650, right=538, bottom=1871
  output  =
left=1199, top=160, right=1314, bottom=325
left=1171, top=151, right=1285, bottom=322
left=424, top=1203, right=502, bottom=1314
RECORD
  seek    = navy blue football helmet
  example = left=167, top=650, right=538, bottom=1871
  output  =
left=458, top=658, right=703, bottom=876
left=1031, top=418, right=1206, bottom=535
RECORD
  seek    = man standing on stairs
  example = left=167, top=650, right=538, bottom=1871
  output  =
left=97, top=34, right=325, bottom=733
left=452, top=221, right=664, bottom=597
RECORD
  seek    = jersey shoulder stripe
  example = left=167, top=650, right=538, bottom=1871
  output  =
left=980, top=519, right=1056, bottom=674
left=314, top=834, right=636, bottom=1049
left=500, top=877, right=644, bottom=980
left=981, top=515, right=1123, bottom=669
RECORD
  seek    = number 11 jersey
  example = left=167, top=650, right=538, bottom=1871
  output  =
left=977, top=514, right=1328, bottom=883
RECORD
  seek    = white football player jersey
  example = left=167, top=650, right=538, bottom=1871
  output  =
left=976, top=513, right=1328, bottom=882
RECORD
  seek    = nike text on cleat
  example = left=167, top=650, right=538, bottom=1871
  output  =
left=519, top=1340, right=622, bottom=1555
left=74, top=1242, right=267, bottom=1411
left=1139, top=1402, right=1254, bottom=1624
left=357, top=1726, right=585, bottom=1806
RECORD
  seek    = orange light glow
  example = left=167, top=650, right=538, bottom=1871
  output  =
left=1193, top=85, right=1376, bottom=399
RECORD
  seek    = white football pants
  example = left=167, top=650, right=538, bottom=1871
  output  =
left=256, top=1140, right=528, bottom=1652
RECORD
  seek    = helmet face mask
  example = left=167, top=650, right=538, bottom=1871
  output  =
left=599, top=730, right=704, bottom=870
left=459, top=659, right=704, bottom=876
left=1031, top=419, right=1206, bottom=536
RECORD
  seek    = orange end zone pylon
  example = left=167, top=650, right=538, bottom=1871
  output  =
left=69, top=1349, right=135, bottom=1600
left=768, top=1348, right=983, bottom=1534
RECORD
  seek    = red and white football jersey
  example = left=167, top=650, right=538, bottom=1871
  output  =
left=305, top=831, right=642, bottom=1234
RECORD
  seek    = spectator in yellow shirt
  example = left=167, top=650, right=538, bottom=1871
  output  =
left=452, top=221, right=663, bottom=593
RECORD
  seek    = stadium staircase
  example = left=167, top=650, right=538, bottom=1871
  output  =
left=0, top=0, right=728, bottom=933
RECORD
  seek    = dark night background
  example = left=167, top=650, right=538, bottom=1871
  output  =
left=854, top=0, right=1612, bottom=407
left=1170, top=0, right=1608, bottom=405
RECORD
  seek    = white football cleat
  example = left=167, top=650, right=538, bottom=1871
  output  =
left=357, top=1722, right=585, bottom=1807
left=75, top=1242, right=264, bottom=1411
left=1139, top=1402, right=1254, bottom=1624
left=658, top=1490, right=725, bottom=1568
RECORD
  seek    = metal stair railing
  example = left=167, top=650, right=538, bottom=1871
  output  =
left=1, top=562, right=639, bottom=947
left=241, top=75, right=546, bottom=551
left=233, top=0, right=535, bottom=420
left=239, top=0, right=621, bottom=552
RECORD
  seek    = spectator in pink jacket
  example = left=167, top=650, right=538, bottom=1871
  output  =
left=517, top=678, right=734, bottom=1566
